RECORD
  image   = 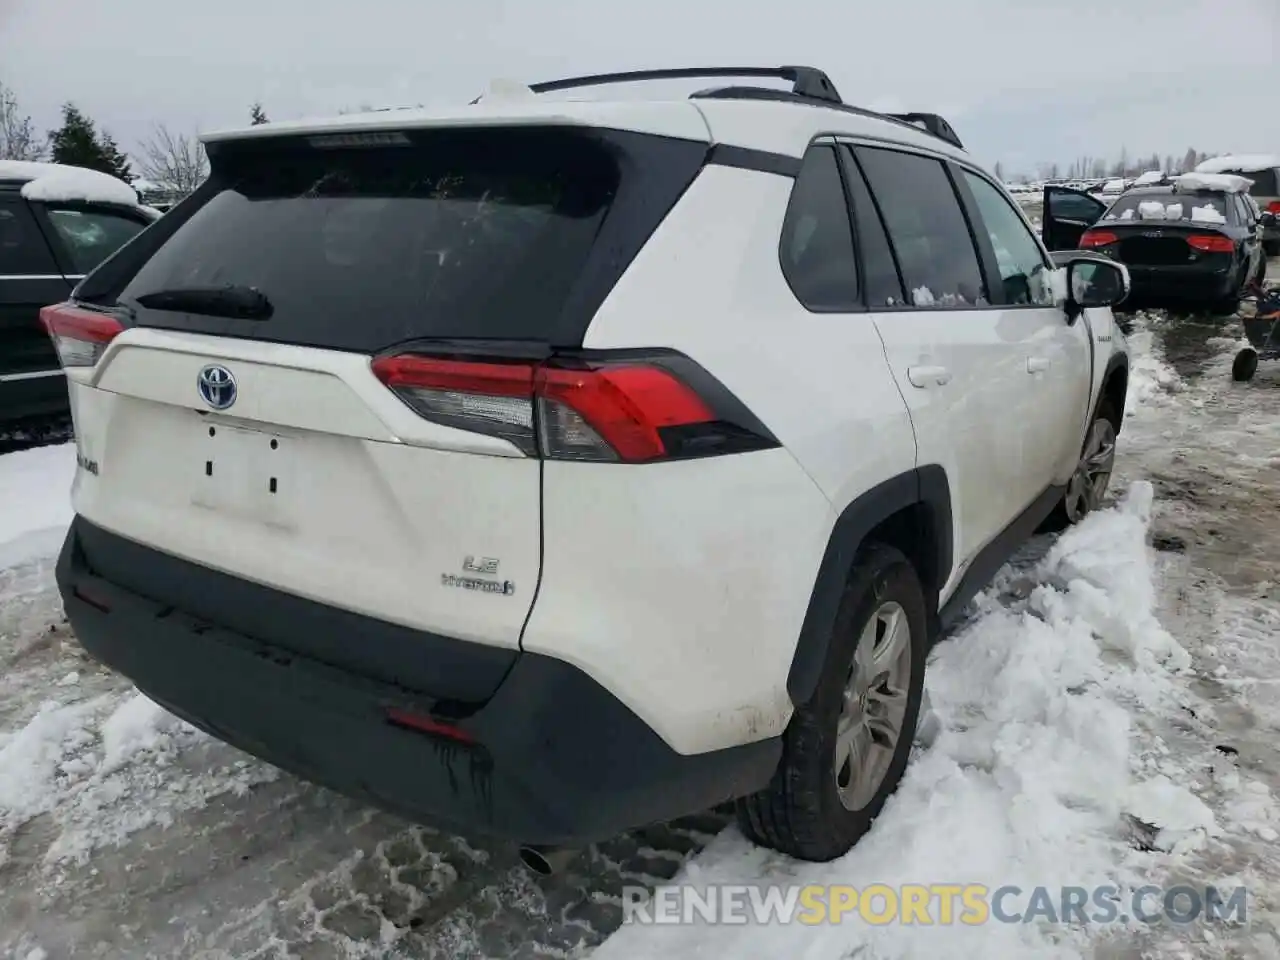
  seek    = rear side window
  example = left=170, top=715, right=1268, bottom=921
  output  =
left=837, top=146, right=905, bottom=307
left=0, top=198, right=58, bottom=275
left=855, top=147, right=986, bottom=307
left=45, top=208, right=148, bottom=274
left=778, top=145, right=859, bottom=310
left=118, top=128, right=629, bottom=352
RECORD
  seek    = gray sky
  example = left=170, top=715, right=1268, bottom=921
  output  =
left=2, top=0, right=1277, bottom=176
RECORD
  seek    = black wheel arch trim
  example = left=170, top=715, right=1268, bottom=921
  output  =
left=1099, top=351, right=1129, bottom=428
left=786, top=465, right=952, bottom=706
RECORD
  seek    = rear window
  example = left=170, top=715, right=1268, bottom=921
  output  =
left=1102, top=193, right=1229, bottom=224
left=118, top=128, right=625, bottom=352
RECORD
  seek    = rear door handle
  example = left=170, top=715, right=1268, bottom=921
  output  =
left=1027, top=356, right=1051, bottom=374
left=906, top=365, right=952, bottom=388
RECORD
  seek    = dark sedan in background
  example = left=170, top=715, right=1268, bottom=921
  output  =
left=1042, top=178, right=1271, bottom=315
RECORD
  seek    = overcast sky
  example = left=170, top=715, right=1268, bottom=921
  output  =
left=2, top=0, right=1277, bottom=176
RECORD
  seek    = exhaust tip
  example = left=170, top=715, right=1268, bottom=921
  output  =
left=518, top=845, right=577, bottom=876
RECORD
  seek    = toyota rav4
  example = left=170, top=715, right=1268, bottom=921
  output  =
left=48, top=66, right=1131, bottom=865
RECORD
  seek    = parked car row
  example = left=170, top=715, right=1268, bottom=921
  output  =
left=1040, top=159, right=1278, bottom=314
left=1, top=161, right=162, bottom=428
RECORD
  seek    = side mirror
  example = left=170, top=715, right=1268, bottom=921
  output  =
left=1066, top=256, right=1129, bottom=319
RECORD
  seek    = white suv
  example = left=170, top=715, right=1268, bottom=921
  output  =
left=47, top=66, right=1131, bottom=867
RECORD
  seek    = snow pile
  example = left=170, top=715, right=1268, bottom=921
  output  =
left=1173, top=172, right=1253, bottom=195
left=1123, top=775, right=1219, bottom=853
left=1, top=160, right=140, bottom=207
left=1122, top=316, right=1182, bottom=410
left=595, top=483, right=1192, bottom=960
left=1132, top=171, right=1165, bottom=186
left=1190, top=204, right=1227, bottom=224
left=0, top=691, right=278, bottom=868
left=1138, top=200, right=1168, bottom=220
left=0, top=444, right=76, bottom=570
left=1194, top=154, right=1280, bottom=175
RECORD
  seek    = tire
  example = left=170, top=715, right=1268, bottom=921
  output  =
left=1265, top=239, right=1280, bottom=258
left=1040, top=399, right=1119, bottom=533
left=736, top=542, right=927, bottom=862
left=1233, top=348, right=1258, bottom=383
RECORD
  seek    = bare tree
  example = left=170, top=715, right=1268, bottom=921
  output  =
left=136, top=123, right=208, bottom=196
left=0, top=81, right=46, bottom=160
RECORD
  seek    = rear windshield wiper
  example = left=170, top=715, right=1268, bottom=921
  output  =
left=134, top=284, right=274, bottom=320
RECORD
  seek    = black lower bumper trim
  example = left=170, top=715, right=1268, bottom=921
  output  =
left=57, top=517, right=780, bottom=845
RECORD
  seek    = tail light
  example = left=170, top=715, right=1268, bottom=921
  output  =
left=370, top=353, right=776, bottom=463
left=39, top=303, right=124, bottom=368
left=1187, top=234, right=1234, bottom=253
left=1267, top=201, right=1280, bottom=215
left=1080, top=230, right=1118, bottom=248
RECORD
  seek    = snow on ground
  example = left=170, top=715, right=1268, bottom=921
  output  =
left=597, top=480, right=1203, bottom=960
left=4, top=279, right=1280, bottom=957
left=0, top=444, right=75, bottom=571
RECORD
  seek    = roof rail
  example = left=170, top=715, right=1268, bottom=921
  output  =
left=881, top=112, right=964, bottom=150
left=522, top=66, right=843, bottom=104
left=472, top=66, right=965, bottom=150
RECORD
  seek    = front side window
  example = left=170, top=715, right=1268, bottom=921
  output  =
left=45, top=207, right=148, bottom=274
left=856, top=147, right=986, bottom=308
left=962, top=171, right=1056, bottom=306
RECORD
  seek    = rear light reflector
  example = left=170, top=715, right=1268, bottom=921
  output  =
left=370, top=355, right=537, bottom=453
left=1187, top=234, right=1234, bottom=253
left=39, top=303, right=124, bottom=368
left=385, top=707, right=475, bottom=744
left=371, top=353, right=771, bottom=463
left=1267, top=201, right=1280, bottom=215
left=1079, top=230, right=1118, bottom=248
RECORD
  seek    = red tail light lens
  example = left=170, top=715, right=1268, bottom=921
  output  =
left=39, top=303, right=124, bottom=368
left=371, top=353, right=770, bottom=463
left=1187, top=234, right=1235, bottom=253
left=1080, top=230, right=1119, bottom=248
left=1267, top=201, right=1280, bottom=214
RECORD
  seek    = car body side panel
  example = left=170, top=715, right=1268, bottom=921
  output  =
left=523, top=165, right=916, bottom=754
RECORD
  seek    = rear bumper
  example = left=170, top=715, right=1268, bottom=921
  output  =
left=57, top=516, right=779, bottom=846
left=0, top=370, right=68, bottom=424
left=1123, top=264, right=1238, bottom=304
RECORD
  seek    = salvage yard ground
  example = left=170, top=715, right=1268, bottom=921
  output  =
left=2, top=261, right=1280, bottom=959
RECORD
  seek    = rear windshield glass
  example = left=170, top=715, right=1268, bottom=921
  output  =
left=1102, top=193, right=1229, bottom=225
left=119, top=128, right=621, bottom=351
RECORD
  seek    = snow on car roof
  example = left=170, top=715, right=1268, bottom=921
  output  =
left=0, top=159, right=140, bottom=207
left=1172, top=172, right=1254, bottom=194
left=1194, top=154, right=1280, bottom=175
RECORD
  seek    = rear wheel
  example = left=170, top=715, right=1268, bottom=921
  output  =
left=1264, top=239, right=1280, bottom=258
left=1041, top=399, right=1118, bottom=532
left=1233, top=348, right=1259, bottom=383
left=736, top=543, right=927, bottom=862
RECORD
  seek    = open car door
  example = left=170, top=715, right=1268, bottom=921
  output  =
left=1042, top=186, right=1108, bottom=251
